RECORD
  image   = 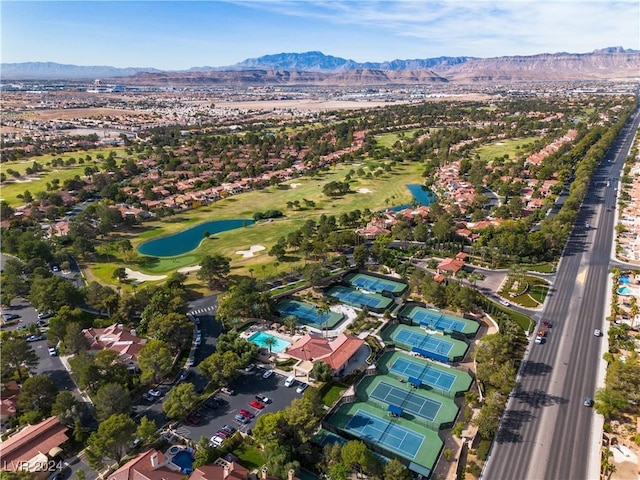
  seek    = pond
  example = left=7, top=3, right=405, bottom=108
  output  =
left=137, top=218, right=254, bottom=257
left=388, top=184, right=436, bottom=211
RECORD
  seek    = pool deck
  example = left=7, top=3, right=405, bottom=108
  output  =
left=240, top=324, right=303, bottom=361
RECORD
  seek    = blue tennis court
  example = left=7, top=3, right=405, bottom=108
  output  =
left=275, top=299, right=344, bottom=329
left=344, top=409, right=424, bottom=459
left=389, top=357, right=456, bottom=391
left=409, top=308, right=467, bottom=332
left=370, top=381, right=442, bottom=421
left=326, top=285, right=393, bottom=310
left=394, top=328, right=453, bottom=356
left=346, top=273, right=406, bottom=295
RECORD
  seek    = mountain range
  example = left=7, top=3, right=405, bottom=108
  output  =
left=2, top=47, right=639, bottom=84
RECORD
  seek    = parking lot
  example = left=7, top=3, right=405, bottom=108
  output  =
left=173, top=368, right=306, bottom=444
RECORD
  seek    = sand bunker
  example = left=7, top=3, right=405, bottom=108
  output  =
left=124, top=268, right=167, bottom=284
left=235, top=245, right=266, bottom=258
left=358, top=188, right=372, bottom=194
left=177, top=265, right=201, bottom=274
left=289, top=183, right=302, bottom=189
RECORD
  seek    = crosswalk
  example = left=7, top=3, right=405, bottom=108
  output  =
left=189, top=305, right=216, bottom=315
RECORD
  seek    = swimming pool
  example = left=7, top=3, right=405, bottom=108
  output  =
left=171, top=450, right=194, bottom=473
left=619, top=276, right=630, bottom=284
left=618, top=285, right=633, bottom=296
left=248, top=331, right=291, bottom=353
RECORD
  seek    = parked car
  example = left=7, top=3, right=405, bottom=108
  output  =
left=210, top=435, right=225, bottom=447
left=249, top=400, right=265, bottom=409
left=148, top=389, right=162, bottom=397
left=239, top=409, right=254, bottom=419
left=221, top=387, right=235, bottom=395
left=215, top=430, right=230, bottom=438
left=26, top=335, right=45, bottom=342
left=37, top=311, right=53, bottom=320
left=255, top=394, right=272, bottom=404
left=221, top=425, right=236, bottom=434
left=262, top=369, right=274, bottom=379
left=142, top=392, right=155, bottom=402
left=179, top=370, right=191, bottom=381
left=234, top=414, right=250, bottom=424
left=48, top=347, right=58, bottom=356
left=204, top=398, right=219, bottom=410
left=186, top=413, right=201, bottom=425
left=245, top=363, right=256, bottom=372
left=296, top=382, right=308, bottom=394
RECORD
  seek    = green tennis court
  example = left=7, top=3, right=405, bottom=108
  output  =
left=390, top=356, right=456, bottom=391
left=276, top=299, right=345, bottom=329
left=377, top=351, right=474, bottom=397
left=327, top=401, right=443, bottom=473
left=380, top=324, right=469, bottom=362
left=326, top=284, right=394, bottom=310
left=400, top=305, right=479, bottom=336
left=345, top=272, right=407, bottom=295
left=370, top=381, right=442, bottom=421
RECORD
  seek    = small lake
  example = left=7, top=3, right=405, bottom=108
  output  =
left=137, top=218, right=254, bottom=257
left=388, top=184, right=436, bottom=211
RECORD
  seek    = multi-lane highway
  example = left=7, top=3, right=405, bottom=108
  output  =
left=483, top=104, right=640, bottom=480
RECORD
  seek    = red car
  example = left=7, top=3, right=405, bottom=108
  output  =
left=249, top=400, right=265, bottom=410
left=543, top=321, right=552, bottom=328
left=239, top=409, right=255, bottom=419
left=186, top=413, right=201, bottom=425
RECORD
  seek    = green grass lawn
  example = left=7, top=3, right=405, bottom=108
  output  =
left=524, top=262, right=556, bottom=273
left=500, top=274, right=550, bottom=308
left=87, top=161, right=426, bottom=284
left=473, top=137, right=542, bottom=162
left=374, top=128, right=426, bottom=148
left=232, top=443, right=265, bottom=469
left=1, top=147, right=127, bottom=206
left=320, top=382, right=346, bottom=407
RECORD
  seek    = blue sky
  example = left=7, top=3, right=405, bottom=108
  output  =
left=2, top=1, right=639, bottom=70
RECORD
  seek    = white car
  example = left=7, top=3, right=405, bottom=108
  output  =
left=148, top=389, right=162, bottom=397
left=48, top=347, right=58, bottom=356
left=296, top=382, right=308, bottom=394
left=262, top=369, right=274, bottom=379
left=594, top=329, right=602, bottom=337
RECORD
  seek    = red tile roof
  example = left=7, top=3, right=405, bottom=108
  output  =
left=108, top=449, right=184, bottom=480
left=287, top=333, right=364, bottom=372
left=0, top=417, right=68, bottom=471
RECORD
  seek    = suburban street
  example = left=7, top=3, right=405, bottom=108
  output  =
left=483, top=104, right=640, bottom=479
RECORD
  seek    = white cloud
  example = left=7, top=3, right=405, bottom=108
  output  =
left=228, top=0, right=640, bottom=57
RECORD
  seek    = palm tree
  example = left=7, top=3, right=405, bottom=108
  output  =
left=274, top=262, right=280, bottom=276
left=264, top=336, right=277, bottom=354
left=284, top=315, right=297, bottom=334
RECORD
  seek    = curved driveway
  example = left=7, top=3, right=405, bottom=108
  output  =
left=483, top=105, right=640, bottom=480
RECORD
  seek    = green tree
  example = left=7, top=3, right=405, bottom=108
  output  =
left=473, top=391, right=505, bottom=439
left=353, top=244, right=368, bottom=268
left=147, top=313, right=194, bottom=353
left=341, top=440, right=377, bottom=474
left=69, top=351, right=102, bottom=392
left=595, top=387, right=628, bottom=417
left=383, top=458, right=412, bottom=480
left=94, top=383, right=131, bottom=421
left=63, top=321, right=89, bottom=355
left=281, top=388, right=325, bottom=443
left=17, top=375, right=58, bottom=418
left=51, top=390, right=79, bottom=426
left=311, top=360, right=333, bottom=382
left=199, top=351, right=242, bottom=388
left=29, top=275, right=83, bottom=312
left=136, top=416, right=157, bottom=444
left=0, top=338, right=39, bottom=381
left=193, top=436, right=218, bottom=468
left=138, top=339, right=173, bottom=384
left=196, top=254, right=231, bottom=288
left=87, top=413, right=136, bottom=463
left=162, top=382, right=198, bottom=420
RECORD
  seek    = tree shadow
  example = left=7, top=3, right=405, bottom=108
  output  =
left=519, top=360, right=553, bottom=377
